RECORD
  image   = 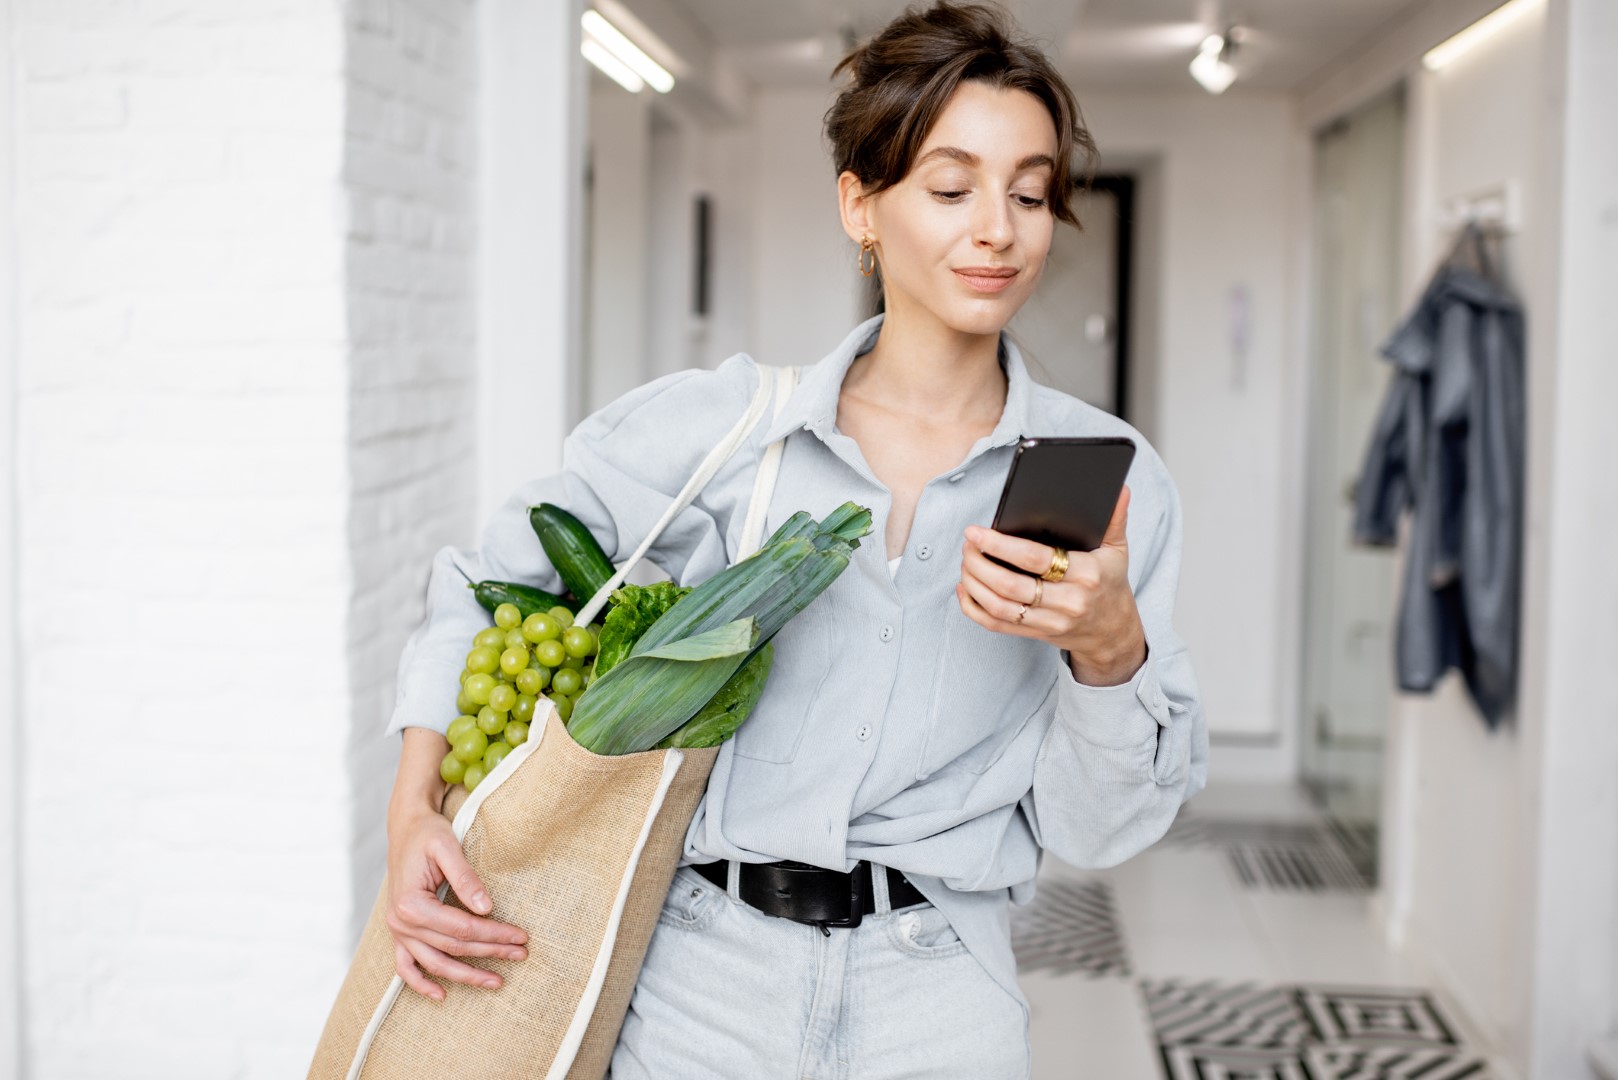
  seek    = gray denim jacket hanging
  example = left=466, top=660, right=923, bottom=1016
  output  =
left=1351, top=240, right=1526, bottom=729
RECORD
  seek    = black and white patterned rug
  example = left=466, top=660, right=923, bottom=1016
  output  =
left=1159, top=814, right=1377, bottom=891
left=1010, top=878, right=1130, bottom=978
left=1142, top=978, right=1497, bottom=1078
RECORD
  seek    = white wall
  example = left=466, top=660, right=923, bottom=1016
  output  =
left=341, top=0, right=478, bottom=951
left=746, top=86, right=860, bottom=368
left=2, top=0, right=488, bottom=1073
left=8, top=2, right=353, bottom=1074
left=584, top=78, right=652, bottom=416
left=1520, top=0, right=1618, bottom=1072
left=1069, top=88, right=1306, bottom=776
left=475, top=0, right=583, bottom=520
left=1393, top=9, right=1549, bottom=1063
left=0, top=0, right=20, bottom=1071
left=1300, top=0, right=1618, bottom=1074
left=635, top=83, right=857, bottom=377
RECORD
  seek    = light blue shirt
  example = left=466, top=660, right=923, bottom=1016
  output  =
left=388, top=313, right=1209, bottom=1006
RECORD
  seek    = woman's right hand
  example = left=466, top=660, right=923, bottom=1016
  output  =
left=385, top=801, right=530, bottom=1001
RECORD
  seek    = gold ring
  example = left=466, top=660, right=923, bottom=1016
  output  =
left=1041, top=546, right=1069, bottom=583
left=1031, top=578, right=1044, bottom=608
left=1015, top=603, right=1029, bottom=624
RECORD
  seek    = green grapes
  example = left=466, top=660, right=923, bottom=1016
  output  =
left=464, top=673, right=496, bottom=706
left=453, top=728, right=489, bottom=763
left=440, top=752, right=468, bottom=784
left=562, top=626, right=596, bottom=659
left=522, top=613, right=561, bottom=644
left=552, top=667, right=582, bottom=697
left=476, top=706, right=505, bottom=736
left=483, top=740, right=511, bottom=772
left=488, top=682, right=517, bottom=713
left=447, top=602, right=589, bottom=796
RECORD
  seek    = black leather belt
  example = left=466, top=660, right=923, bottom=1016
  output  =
left=692, top=859, right=927, bottom=934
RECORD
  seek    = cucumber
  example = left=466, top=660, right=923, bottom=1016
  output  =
left=470, top=580, right=573, bottom=620
left=528, top=503, right=616, bottom=606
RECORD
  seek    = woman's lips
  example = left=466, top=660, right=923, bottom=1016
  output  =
left=953, top=267, right=1019, bottom=293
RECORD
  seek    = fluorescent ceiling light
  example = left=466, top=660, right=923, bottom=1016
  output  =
left=1189, top=33, right=1236, bottom=94
left=1423, top=0, right=1543, bottom=71
left=581, top=36, right=644, bottom=93
left=582, top=9, right=674, bottom=93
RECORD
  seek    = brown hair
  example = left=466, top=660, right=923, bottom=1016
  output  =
left=825, top=2, right=1097, bottom=228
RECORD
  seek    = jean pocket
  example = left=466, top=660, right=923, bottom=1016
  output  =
left=885, top=904, right=970, bottom=959
left=658, top=866, right=724, bottom=931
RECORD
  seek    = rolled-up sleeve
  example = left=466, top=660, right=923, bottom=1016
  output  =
left=1018, top=453, right=1209, bottom=868
left=384, top=359, right=754, bottom=739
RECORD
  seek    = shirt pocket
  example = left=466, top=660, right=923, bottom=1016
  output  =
left=916, top=613, right=1056, bottom=780
left=730, top=609, right=833, bottom=764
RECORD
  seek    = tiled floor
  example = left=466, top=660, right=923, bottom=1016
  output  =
left=1016, top=782, right=1503, bottom=1079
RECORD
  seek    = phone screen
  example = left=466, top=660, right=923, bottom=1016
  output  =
left=987, top=436, right=1136, bottom=573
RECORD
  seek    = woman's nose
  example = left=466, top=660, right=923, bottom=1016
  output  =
left=973, top=198, right=1013, bottom=250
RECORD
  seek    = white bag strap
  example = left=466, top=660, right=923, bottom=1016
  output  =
left=574, top=364, right=797, bottom=626
left=738, top=364, right=798, bottom=558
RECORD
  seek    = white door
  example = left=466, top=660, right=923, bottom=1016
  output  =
left=1299, top=88, right=1405, bottom=822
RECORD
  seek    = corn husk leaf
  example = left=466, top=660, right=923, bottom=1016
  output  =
left=566, top=616, right=758, bottom=755
left=654, top=641, right=775, bottom=749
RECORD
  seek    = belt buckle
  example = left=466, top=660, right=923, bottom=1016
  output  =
left=816, top=863, right=866, bottom=929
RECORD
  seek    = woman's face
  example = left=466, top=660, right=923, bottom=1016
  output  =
left=842, top=80, right=1060, bottom=339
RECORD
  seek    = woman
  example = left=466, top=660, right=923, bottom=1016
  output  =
left=381, top=3, right=1207, bottom=1077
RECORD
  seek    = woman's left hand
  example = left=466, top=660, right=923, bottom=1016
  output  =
left=956, top=484, right=1147, bottom=687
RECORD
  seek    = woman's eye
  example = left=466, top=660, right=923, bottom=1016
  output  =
left=1015, top=194, right=1048, bottom=209
left=929, top=189, right=968, bottom=202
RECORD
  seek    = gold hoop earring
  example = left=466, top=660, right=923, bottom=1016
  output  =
left=858, top=236, right=876, bottom=277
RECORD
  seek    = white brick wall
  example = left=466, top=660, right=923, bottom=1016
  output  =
left=8, top=0, right=477, bottom=1075
left=340, top=0, right=477, bottom=957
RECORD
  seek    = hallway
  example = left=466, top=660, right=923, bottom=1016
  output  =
left=1019, top=782, right=1496, bottom=1078
left=0, top=0, right=1614, bottom=1077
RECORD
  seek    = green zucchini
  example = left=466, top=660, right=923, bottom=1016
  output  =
left=528, top=503, right=616, bottom=605
left=469, top=580, right=572, bottom=620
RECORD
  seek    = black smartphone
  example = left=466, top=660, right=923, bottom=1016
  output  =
left=986, top=436, right=1137, bottom=574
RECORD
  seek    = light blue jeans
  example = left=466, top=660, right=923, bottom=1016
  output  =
left=608, top=861, right=1031, bottom=1079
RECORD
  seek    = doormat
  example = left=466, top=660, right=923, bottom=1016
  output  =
left=1142, top=978, right=1497, bottom=1079
left=1010, top=878, right=1130, bottom=978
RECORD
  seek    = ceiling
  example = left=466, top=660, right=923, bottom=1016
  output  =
left=664, top=0, right=1421, bottom=92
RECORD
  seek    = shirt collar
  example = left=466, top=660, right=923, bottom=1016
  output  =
left=758, top=312, right=1035, bottom=451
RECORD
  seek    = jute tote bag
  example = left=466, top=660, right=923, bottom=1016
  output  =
left=308, top=363, right=799, bottom=1080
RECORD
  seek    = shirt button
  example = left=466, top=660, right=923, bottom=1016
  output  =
left=857, top=723, right=872, bottom=741
left=878, top=624, right=895, bottom=643
left=949, top=472, right=966, bottom=483
left=916, top=544, right=933, bottom=560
